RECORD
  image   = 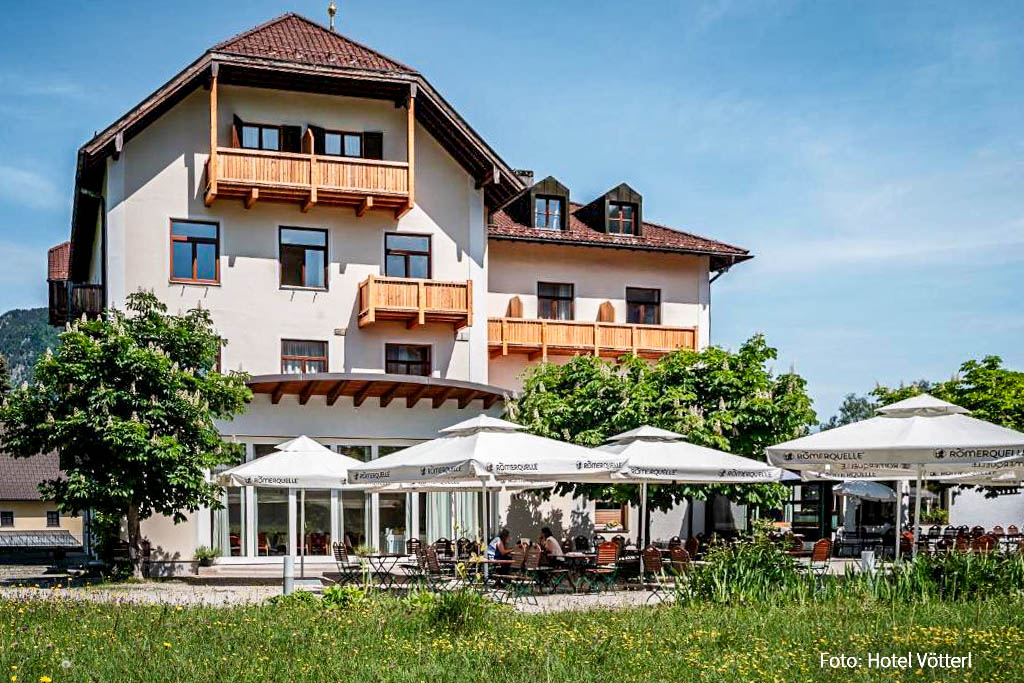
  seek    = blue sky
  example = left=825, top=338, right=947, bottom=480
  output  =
left=1, top=0, right=1022, bottom=420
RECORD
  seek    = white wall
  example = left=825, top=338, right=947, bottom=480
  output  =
left=111, top=86, right=486, bottom=380
left=486, top=240, right=710, bottom=390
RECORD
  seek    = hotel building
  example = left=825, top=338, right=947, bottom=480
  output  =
left=46, top=14, right=751, bottom=574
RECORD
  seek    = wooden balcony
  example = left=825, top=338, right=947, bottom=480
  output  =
left=205, top=147, right=410, bottom=215
left=48, top=281, right=103, bottom=326
left=488, top=318, right=697, bottom=360
left=358, top=275, right=472, bottom=330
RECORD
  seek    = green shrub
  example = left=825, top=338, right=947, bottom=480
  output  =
left=266, top=589, right=321, bottom=607
left=676, top=539, right=805, bottom=605
left=402, top=587, right=496, bottom=633
left=322, top=585, right=370, bottom=610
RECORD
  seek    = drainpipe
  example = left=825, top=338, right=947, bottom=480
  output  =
left=78, top=188, right=107, bottom=310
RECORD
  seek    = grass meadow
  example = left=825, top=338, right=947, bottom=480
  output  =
left=2, top=590, right=1023, bottom=682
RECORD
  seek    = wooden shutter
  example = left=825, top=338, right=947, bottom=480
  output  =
left=597, top=300, right=615, bottom=323
left=231, top=115, right=244, bottom=148
left=308, top=125, right=326, bottom=155
left=363, top=132, right=383, bottom=160
left=505, top=295, right=523, bottom=318
left=281, top=125, right=302, bottom=153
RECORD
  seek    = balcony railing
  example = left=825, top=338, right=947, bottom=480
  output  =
left=205, top=147, right=411, bottom=215
left=488, top=318, right=697, bottom=360
left=48, top=281, right=103, bottom=326
left=358, top=275, right=472, bottom=330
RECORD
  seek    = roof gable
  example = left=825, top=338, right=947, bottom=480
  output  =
left=213, top=13, right=415, bottom=74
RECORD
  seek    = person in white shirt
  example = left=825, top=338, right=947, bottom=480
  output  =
left=539, top=527, right=564, bottom=566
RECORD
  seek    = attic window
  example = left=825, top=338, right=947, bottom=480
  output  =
left=607, top=202, right=636, bottom=235
left=534, top=196, right=563, bottom=230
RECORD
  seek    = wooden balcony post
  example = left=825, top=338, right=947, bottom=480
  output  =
left=501, top=318, right=508, bottom=356
left=397, top=83, right=416, bottom=219
left=303, top=128, right=317, bottom=213
left=593, top=322, right=600, bottom=357
left=409, top=279, right=425, bottom=328
left=363, top=275, right=376, bottom=326
left=465, top=279, right=473, bottom=328
left=540, top=320, right=548, bottom=362
left=204, top=63, right=219, bottom=207
left=631, top=325, right=638, bottom=356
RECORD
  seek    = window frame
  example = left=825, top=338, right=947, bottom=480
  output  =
left=626, top=287, right=661, bottom=325
left=0, top=511, right=12, bottom=527
left=534, top=195, right=564, bottom=230
left=322, top=129, right=365, bottom=158
left=384, top=343, right=432, bottom=377
left=239, top=122, right=284, bottom=152
left=46, top=511, right=60, bottom=528
left=607, top=201, right=638, bottom=235
left=169, top=219, right=220, bottom=285
left=537, top=281, right=575, bottom=321
left=594, top=501, right=628, bottom=531
left=280, top=339, right=328, bottom=375
left=383, top=232, right=432, bottom=279
left=278, top=226, right=329, bottom=290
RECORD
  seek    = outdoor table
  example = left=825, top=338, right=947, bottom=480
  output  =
left=366, top=553, right=406, bottom=590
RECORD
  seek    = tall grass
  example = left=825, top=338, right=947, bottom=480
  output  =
left=674, top=539, right=1024, bottom=605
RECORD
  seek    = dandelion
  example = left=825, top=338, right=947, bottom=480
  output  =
left=39, top=677, right=51, bottom=683
left=163, top=642, right=172, bottom=648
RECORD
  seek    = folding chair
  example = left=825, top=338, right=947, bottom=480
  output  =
left=330, top=542, right=362, bottom=586
left=579, top=541, right=620, bottom=593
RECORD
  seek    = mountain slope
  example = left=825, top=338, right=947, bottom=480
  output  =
left=0, top=307, right=59, bottom=384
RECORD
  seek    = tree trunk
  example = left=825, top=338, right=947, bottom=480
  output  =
left=125, top=506, right=144, bottom=579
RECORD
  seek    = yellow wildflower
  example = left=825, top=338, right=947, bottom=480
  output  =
left=163, top=642, right=172, bottom=648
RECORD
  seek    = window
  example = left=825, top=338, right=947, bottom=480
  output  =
left=595, top=502, right=626, bottom=531
left=170, top=220, right=219, bottom=283
left=281, top=340, right=327, bottom=374
left=385, top=344, right=431, bottom=376
left=240, top=123, right=281, bottom=151
left=537, top=282, right=574, bottom=320
left=384, top=233, right=431, bottom=278
left=0, top=511, right=12, bottom=527
left=46, top=511, right=60, bottom=528
left=324, top=131, right=362, bottom=157
left=626, top=287, right=661, bottom=325
left=280, top=227, right=327, bottom=289
left=534, top=196, right=563, bottom=230
left=607, top=202, right=637, bottom=235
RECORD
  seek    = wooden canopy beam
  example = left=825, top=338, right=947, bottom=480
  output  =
left=270, top=382, right=286, bottom=405
left=432, top=386, right=456, bottom=408
left=405, top=385, right=430, bottom=409
left=378, top=383, right=401, bottom=408
left=475, top=165, right=500, bottom=190
left=244, top=187, right=259, bottom=209
left=458, top=391, right=480, bottom=409
left=298, top=381, right=317, bottom=406
left=352, top=383, right=373, bottom=407
left=356, top=195, right=373, bottom=217
left=325, top=380, right=349, bottom=406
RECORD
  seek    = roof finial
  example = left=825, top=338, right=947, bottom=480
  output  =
left=327, top=1, right=338, bottom=31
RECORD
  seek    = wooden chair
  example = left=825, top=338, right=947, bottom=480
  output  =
left=330, top=542, right=361, bottom=586
left=667, top=536, right=682, bottom=549
left=423, top=546, right=457, bottom=591
left=970, top=526, right=986, bottom=538
left=507, top=545, right=545, bottom=602
left=954, top=535, right=970, bottom=552
left=971, top=535, right=996, bottom=553
left=1007, top=524, right=1020, bottom=537
left=573, top=535, right=590, bottom=552
left=580, top=541, right=621, bottom=593
left=641, top=546, right=671, bottom=603
left=456, top=537, right=473, bottom=558
left=808, top=538, right=832, bottom=575
left=257, top=533, right=270, bottom=556
left=685, top=536, right=700, bottom=559
left=992, top=525, right=1005, bottom=537
left=927, top=525, right=941, bottom=540
left=669, top=547, right=691, bottom=575
left=433, top=537, right=453, bottom=559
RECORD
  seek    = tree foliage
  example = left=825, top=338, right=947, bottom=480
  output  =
left=506, top=334, right=817, bottom=512
left=820, top=393, right=877, bottom=431
left=0, top=292, right=252, bottom=573
left=0, top=351, right=9, bottom=396
left=0, top=307, right=60, bottom=384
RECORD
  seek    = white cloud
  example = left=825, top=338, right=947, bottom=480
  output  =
left=0, top=165, right=64, bottom=210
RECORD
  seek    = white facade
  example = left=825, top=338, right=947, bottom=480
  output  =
left=64, top=25, right=742, bottom=573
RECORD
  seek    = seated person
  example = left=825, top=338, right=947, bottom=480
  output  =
left=487, top=529, right=514, bottom=561
left=539, top=527, right=565, bottom=566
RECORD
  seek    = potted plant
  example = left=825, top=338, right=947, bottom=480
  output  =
left=193, top=545, right=218, bottom=567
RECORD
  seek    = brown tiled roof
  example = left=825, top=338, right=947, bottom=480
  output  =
left=489, top=202, right=751, bottom=263
left=0, top=453, right=61, bottom=501
left=48, top=241, right=70, bottom=281
left=212, top=13, right=416, bottom=74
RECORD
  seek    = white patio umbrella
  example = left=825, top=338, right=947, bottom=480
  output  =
left=597, top=426, right=786, bottom=549
left=348, top=415, right=621, bottom=540
left=767, top=394, right=1024, bottom=557
left=215, top=435, right=366, bottom=577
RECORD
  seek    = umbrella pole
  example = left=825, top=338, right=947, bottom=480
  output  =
left=912, top=466, right=923, bottom=559
left=640, top=483, right=648, bottom=549
left=300, top=489, right=306, bottom=579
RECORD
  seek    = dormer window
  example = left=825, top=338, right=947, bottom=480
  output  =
left=607, top=202, right=636, bottom=235
left=534, top=196, right=564, bottom=230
